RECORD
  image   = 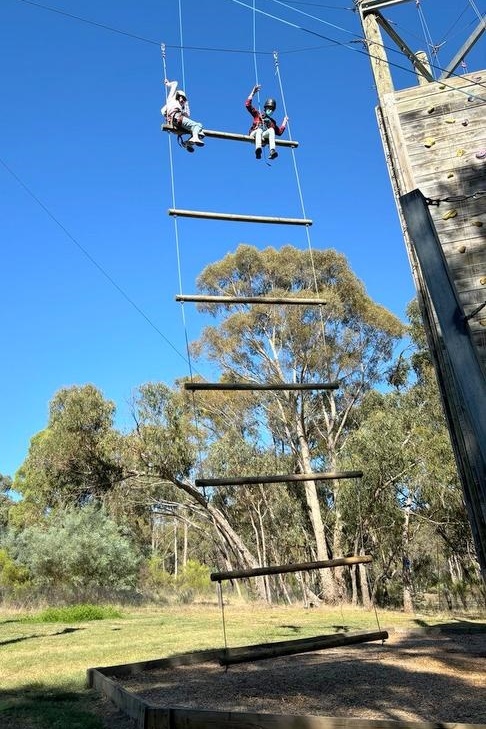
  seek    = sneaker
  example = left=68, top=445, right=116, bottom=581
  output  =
left=255, top=148, right=262, bottom=159
left=184, top=142, right=195, bottom=153
left=269, top=149, right=278, bottom=160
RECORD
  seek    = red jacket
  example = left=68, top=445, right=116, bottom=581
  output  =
left=245, top=99, right=286, bottom=135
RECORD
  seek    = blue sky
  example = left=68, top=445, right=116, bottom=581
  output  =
left=1, top=0, right=484, bottom=479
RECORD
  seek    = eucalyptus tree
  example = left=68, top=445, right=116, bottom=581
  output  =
left=191, top=244, right=404, bottom=602
left=13, top=385, right=125, bottom=514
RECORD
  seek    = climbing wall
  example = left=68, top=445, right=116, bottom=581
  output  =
left=377, top=70, right=486, bottom=369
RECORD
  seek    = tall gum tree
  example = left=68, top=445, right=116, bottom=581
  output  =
left=192, top=245, right=404, bottom=603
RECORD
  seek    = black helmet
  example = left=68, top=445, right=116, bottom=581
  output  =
left=263, top=98, right=276, bottom=111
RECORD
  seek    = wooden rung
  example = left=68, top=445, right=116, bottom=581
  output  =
left=219, top=630, right=389, bottom=666
left=211, top=555, right=372, bottom=582
left=196, top=471, right=363, bottom=487
left=184, top=382, right=338, bottom=392
left=168, top=209, right=312, bottom=226
left=162, top=125, right=299, bottom=148
left=175, top=295, right=327, bottom=306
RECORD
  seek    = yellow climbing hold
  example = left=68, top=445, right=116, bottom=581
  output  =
left=456, top=149, right=465, bottom=156
left=447, top=172, right=454, bottom=178
left=445, top=118, right=456, bottom=123
left=424, top=137, right=436, bottom=148
left=442, top=209, right=458, bottom=220
left=480, top=277, right=486, bottom=285
left=458, top=245, right=467, bottom=253
left=472, top=220, right=483, bottom=227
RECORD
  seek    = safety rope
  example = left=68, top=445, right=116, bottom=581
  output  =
left=162, top=29, right=207, bottom=493
left=274, top=51, right=331, bottom=382
left=415, top=0, right=438, bottom=78
left=357, top=481, right=383, bottom=636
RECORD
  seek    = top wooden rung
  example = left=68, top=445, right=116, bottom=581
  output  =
left=162, top=125, right=298, bottom=148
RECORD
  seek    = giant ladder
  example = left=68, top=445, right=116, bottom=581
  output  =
left=163, top=104, right=388, bottom=666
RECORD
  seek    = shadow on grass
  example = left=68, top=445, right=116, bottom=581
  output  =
left=0, top=626, right=84, bottom=647
left=0, top=684, right=105, bottom=729
left=413, top=618, right=486, bottom=633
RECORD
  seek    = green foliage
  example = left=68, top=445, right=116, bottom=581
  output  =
left=0, top=548, right=31, bottom=593
left=177, top=559, right=211, bottom=593
left=4, top=505, right=140, bottom=602
left=22, top=604, right=123, bottom=623
left=131, top=382, right=196, bottom=480
left=13, top=385, right=124, bottom=511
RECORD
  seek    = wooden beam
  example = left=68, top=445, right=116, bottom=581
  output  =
left=196, top=471, right=363, bottom=488
left=400, top=190, right=486, bottom=579
left=175, top=294, right=327, bottom=306
left=219, top=630, right=389, bottom=666
left=358, top=8, right=395, bottom=99
left=162, top=125, right=298, bottom=148
left=211, top=555, right=372, bottom=582
left=184, top=382, right=338, bottom=392
left=168, top=209, right=312, bottom=226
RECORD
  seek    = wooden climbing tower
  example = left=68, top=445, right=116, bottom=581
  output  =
left=356, top=0, right=486, bottom=579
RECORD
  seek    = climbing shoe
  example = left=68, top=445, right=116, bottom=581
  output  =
left=269, top=149, right=278, bottom=160
left=255, top=148, right=262, bottom=159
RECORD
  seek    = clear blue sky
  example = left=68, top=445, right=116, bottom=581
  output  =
left=1, top=0, right=484, bottom=478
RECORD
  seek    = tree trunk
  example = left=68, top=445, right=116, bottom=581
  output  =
left=402, top=496, right=413, bottom=612
left=296, top=418, right=339, bottom=603
left=173, top=475, right=269, bottom=601
left=358, top=557, right=372, bottom=609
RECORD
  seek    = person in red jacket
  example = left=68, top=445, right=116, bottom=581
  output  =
left=245, top=84, right=288, bottom=160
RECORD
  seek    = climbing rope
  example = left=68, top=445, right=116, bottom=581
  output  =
left=162, top=21, right=207, bottom=492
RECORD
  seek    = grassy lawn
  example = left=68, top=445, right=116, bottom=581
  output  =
left=1, top=602, right=483, bottom=728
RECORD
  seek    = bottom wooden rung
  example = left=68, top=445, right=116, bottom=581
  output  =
left=219, top=630, right=388, bottom=666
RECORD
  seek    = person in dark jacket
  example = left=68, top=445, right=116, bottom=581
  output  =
left=245, top=84, right=288, bottom=160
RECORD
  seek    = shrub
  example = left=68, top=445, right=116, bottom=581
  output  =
left=3, top=505, right=140, bottom=602
left=22, top=603, right=123, bottom=623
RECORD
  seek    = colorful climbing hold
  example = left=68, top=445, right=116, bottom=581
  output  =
left=447, top=172, right=454, bottom=179
left=427, top=106, right=435, bottom=114
left=456, top=149, right=465, bottom=157
left=444, top=118, right=455, bottom=124
left=461, top=119, right=469, bottom=126
left=424, top=137, right=436, bottom=148
left=472, top=221, right=483, bottom=227
left=442, top=209, right=458, bottom=220
left=458, top=245, right=467, bottom=253
left=475, top=149, right=486, bottom=159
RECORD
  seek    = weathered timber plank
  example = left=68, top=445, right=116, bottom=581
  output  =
left=90, top=648, right=224, bottom=677
left=184, top=382, right=339, bottom=391
left=196, top=471, right=363, bottom=487
left=175, top=294, right=328, bottom=305
left=392, top=72, right=483, bottom=101
left=161, top=125, right=299, bottom=147
left=168, top=209, right=312, bottom=226
left=211, top=555, right=372, bottom=582
left=88, top=669, right=148, bottom=726
left=146, top=706, right=486, bottom=729
left=219, top=630, right=389, bottom=666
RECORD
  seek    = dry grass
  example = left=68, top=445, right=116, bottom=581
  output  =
left=1, top=602, right=485, bottom=727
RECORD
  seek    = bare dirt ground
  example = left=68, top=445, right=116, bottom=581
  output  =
left=115, top=630, right=486, bottom=726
